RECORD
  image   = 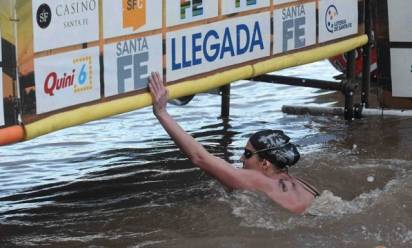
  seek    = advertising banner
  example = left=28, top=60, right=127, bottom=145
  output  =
left=0, top=30, right=3, bottom=126
left=273, top=2, right=316, bottom=54
left=166, top=0, right=218, bottom=27
left=34, top=47, right=101, bottom=114
left=166, top=12, right=271, bottom=82
left=221, top=0, right=270, bottom=15
left=32, top=0, right=99, bottom=52
left=388, top=0, right=412, bottom=42
left=391, top=48, right=412, bottom=97
left=318, top=0, right=358, bottom=43
left=104, top=34, right=163, bottom=97
left=103, top=0, right=162, bottom=39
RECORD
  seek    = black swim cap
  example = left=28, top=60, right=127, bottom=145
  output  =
left=248, top=130, right=300, bottom=169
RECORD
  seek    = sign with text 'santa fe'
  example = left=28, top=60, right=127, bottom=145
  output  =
left=34, top=47, right=101, bottom=114
left=273, top=2, right=316, bottom=54
left=0, top=31, right=3, bottom=126
left=32, top=0, right=99, bottom=52
left=103, top=0, right=162, bottom=39
left=221, top=0, right=270, bottom=15
left=166, top=0, right=218, bottom=27
left=104, top=35, right=163, bottom=97
left=166, top=12, right=271, bottom=82
left=318, top=0, right=358, bottom=43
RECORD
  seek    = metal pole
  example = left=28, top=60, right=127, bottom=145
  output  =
left=362, top=0, right=372, bottom=108
left=344, top=50, right=356, bottom=121
left=11, top=0, right=21, bottom=124
left=220, top=84, right=231, bottom=118
left=252, top=74, right=343, bottom=91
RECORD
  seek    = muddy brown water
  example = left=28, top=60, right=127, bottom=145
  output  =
left=0, top=61, right=411, bottom=247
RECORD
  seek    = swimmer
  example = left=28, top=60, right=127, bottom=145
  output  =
left=148, top=72, right=320, bottom=214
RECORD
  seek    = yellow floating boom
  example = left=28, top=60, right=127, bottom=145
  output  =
left=24, top=35, right=368, bottom=141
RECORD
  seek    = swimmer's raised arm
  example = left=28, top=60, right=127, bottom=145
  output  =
left=148, top=72, right=269, bottom=191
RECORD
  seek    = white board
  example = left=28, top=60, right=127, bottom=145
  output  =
left=318, top=0, right=358, bottom=43
left=32, top=0, right=99, bottom=52
left=166, top=0, right=218, bottom=27
left=166, top=12, right=271, bottom=82
left=34, top=47, right=101, bottom=114
left=387, top=0, right=412, bottom=42
left=103, top=0, right=162, bottom=39
left=391, top=48, right=412, bottom=97
left=273, top=2, right=316, bottom=54
left=221, top=0, right=270, bottom=15
left=104, top=34, right=163, bottom=97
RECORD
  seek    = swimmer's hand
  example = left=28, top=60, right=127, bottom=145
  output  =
left=149, top=72, right=168, bottom=116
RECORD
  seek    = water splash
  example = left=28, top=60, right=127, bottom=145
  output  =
left=217, top=171, right=408, bottom=232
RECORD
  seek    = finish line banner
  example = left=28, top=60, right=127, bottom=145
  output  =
left=166, top=12, right=271, bottom=82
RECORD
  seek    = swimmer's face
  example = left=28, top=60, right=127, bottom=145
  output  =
left=241, top=142, right=262, bottom=171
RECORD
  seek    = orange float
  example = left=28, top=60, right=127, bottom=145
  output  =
left=0, top=125, right=25, bottom=146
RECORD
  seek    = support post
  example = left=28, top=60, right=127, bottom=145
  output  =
left=220, top=84, right=231, bottom=118
left=344, top=50, right=356, bottom=121
left=361, top=0, right=372, bottom=108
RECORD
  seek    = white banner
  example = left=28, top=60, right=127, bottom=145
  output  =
left=103, top=0, right=162, bottom=39
left=166, top=12, right=271, bottom=82
left=273, top=2, right=316, bottom=54
left=391, top=48, right=412, bottom=97
left=34, top=47, right=101, bottom=114
left=222, top=0, right=270, bottom=15
left=104, top=34, right=163, bottom=97
left=318, top=0, right=358, bottom=43
left=166, top=0, right=218, bottom=27
left=32, top=0, right=99, bottom=52
left=388, top=0, right=412, bottom=42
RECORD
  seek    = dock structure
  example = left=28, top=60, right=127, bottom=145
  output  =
left=1, top=0, right=409, bottom=146
left=244, top=0, right=411, bottom=120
